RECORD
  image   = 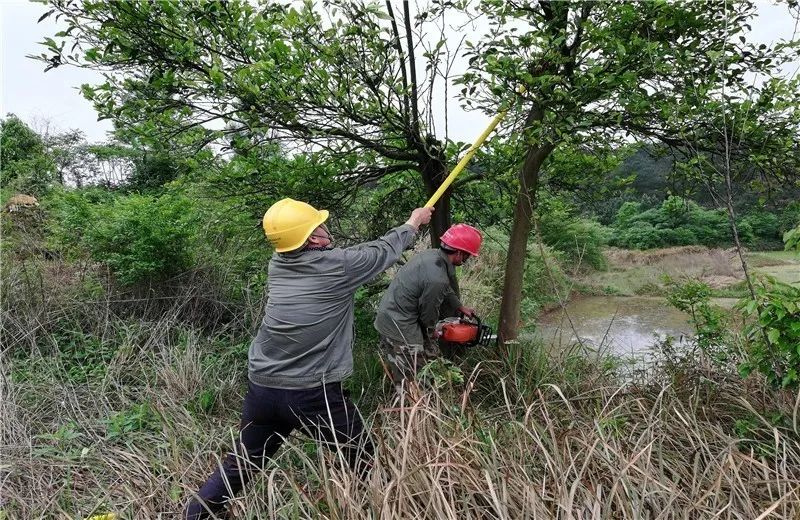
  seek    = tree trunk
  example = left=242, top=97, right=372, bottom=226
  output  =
left=498, top=142, right=556, bottom=342
left=420, top=152, right=451, bottom=245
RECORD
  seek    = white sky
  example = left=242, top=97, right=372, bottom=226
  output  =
left=1, top=0, right=798, bottom=145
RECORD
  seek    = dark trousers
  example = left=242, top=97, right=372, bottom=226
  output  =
left=185, top=381, right=372, bottom=519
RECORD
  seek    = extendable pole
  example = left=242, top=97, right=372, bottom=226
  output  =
left=424, top=83, right=526, bottom=208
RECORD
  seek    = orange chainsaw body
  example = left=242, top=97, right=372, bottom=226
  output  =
left=440, top=321, right=480, bottom=344
left=435, top=316, right=496, bottom=347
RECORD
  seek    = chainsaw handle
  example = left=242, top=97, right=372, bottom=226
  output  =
left=457, top=312, right=481, bottom=329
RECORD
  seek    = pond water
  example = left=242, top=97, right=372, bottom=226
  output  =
left=530, top=254, right=797, bottom=355
left=535, top=296, right=736, bottom=355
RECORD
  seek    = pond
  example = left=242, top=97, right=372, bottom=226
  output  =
left=535, top=296, right=737, bottom=355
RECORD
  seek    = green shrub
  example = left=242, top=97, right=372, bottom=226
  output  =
left=738, top=279, right=800, bottom=388
left=657, top=227, right=698, bottom=246
left=0, top=115, right=55, bottom=196
left=88, top=193, right=193, bottom=285
left=45, top=188, right=195, bottom=285
left=44, top=187, right=117, bottom=260
left=611, top=222, right=664, bottom=250
left=45, top=189, right=194, bottom=285
left=740, top=211, right=782, bottom=249
left=664, top=277, right=727, bottom=359
left=537, top=196, right=609, bottom=270
left=778, top=201, right=800, bottom=236
left=610, top=196, right=731, bottom=249
left=784, top=224, right=800, bottom=252
left=612, top=201, right=643, bottom=228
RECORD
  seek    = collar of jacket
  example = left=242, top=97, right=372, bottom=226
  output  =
left=437, top=248, right=456, bottom=274
left=279, top=246, right=334, bottom=258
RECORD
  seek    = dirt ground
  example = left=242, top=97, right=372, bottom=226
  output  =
left=582, top=246, right=799, bottom=296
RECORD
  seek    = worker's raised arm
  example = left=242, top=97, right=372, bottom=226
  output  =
left=341, top=207, right=433, bottom=289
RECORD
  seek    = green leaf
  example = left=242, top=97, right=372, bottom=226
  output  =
left=767, top=328, right=780, bottom=344
left=209, top=64, right=223, bottom=86
left=37, top=9, right=55, bottom=23
left=738, top=362, right=753, bottom=378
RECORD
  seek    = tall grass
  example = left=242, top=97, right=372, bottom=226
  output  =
left=3, top=248, right=800, bottom=519
left=3, top=300, right=800, bottom=518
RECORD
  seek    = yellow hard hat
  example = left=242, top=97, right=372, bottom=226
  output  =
left=262, top=198, right=329, bottom=253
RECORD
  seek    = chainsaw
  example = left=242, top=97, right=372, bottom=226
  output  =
left=433, top=315, right=498, bottom=347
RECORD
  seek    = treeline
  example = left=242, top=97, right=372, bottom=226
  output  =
left=3, top=113, right=798, bottom=298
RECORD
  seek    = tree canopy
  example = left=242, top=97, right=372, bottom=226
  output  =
left=37, top=0, right=487, bottom=238
left=456, top=0, right=800, bottom=338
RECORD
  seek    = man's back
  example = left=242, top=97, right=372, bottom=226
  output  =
left=374, top=248, right=460, bottom=346
left=249, top=225, right=415, bottom=389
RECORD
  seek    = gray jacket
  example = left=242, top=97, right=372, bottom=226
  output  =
left=248, top=224, right=417, bottom=389
left=374, top=248, right=462, bottom=346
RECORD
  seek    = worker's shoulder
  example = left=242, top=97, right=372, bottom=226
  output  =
left=406, top=248, right=449, bottom=276
left=405, top=248, right=438, bottom=265
left=269, top=248, right=348, bottom=276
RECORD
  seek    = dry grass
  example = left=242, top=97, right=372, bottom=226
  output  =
left=582, top=246, right=799, bottom=296
left=3, top=302, right=800, bottom=519
left=3, top=247, right=800, bottom=519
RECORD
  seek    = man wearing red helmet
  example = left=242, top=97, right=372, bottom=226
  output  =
left=374, top=224, right=483, bottom=390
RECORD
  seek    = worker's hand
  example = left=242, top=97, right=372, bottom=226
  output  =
left=458, top=306, right=476, bottom=318
left=405, top=207, right=434, bottom=230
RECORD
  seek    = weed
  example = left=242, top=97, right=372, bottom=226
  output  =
left=418, top=358, right=465, bottom=390
left=106, top=403, right=161, bottom=440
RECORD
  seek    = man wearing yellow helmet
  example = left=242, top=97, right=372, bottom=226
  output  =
left=186, top=198, right=433, bottom=519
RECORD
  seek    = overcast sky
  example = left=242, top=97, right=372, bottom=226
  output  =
left=2, top=1, right=798, bottom=145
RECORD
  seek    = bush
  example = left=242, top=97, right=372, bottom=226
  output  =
left=612, top=201, right=644, bottom=228
left=0, top=115, right=55, bottom=196
left=45, top=187, right=117, bottom=260
left=778, top=201, right=800, bottom=236
left=179, top=185, right=271, bottom=301
left=537, top=196, right=609, bottom=270
left=46, top=189, right=193, bottom=285
left=740, top=210, right=782, bottom=249
left=91, top=193, right=193, bottom=285
left=610, top=196, right=731, bottom=249
left=738, top=279, right=800, bottom=389
left=664, top=277, right=727, bottom=359
left=611, top=222, right=664, bottom=250
left=785, top=224, right=800, bottom=252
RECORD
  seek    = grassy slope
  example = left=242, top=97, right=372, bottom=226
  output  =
left=3, top=251, right=800, bottom=519
left=4, top=314, right=800, bottom=519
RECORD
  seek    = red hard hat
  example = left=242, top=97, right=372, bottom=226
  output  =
left=440, top=224, right=483, bottom=257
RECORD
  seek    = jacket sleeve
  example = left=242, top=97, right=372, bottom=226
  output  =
left=418, top=280, right=452, bottom=333
left=441, top=289, right=462, bottom=318
left=342, top=224, right=416, bottom=290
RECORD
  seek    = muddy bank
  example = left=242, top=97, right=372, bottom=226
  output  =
left=581, top=246, right=798, bottom=297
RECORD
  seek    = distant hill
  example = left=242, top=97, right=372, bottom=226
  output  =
left=612, top=146, right=799, bottom=212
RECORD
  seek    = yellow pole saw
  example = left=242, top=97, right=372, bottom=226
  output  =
left=424, top=87, right=524, bottom=208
